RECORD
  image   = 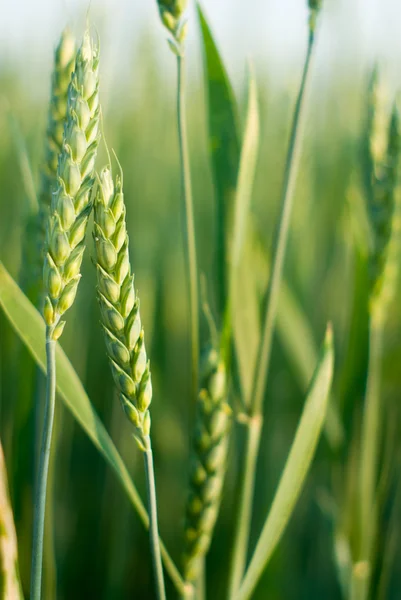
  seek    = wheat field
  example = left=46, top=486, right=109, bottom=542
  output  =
left=0, top=1, right=400, bottom=599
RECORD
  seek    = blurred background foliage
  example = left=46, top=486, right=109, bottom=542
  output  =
left=1, top=1, right=401, bottom=599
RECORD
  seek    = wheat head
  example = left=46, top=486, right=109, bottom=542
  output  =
left=183, top=346, right=231, bottom=582
left=93, top=165, right=153, bottom=451
left=43, top=30, right=100, bottom=341
left=363, top=73, right=401, bottom=321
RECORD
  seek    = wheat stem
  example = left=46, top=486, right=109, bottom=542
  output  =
left=30, top=337, right=56, bottom=600
left=357, top=318, right=382, bottom=583
left=228, top=415, right=262, bottom=598
left=251, top=30, right=316, bottom=419
left=177, top=52, right=200, bottom=410
left=228, top=24, right=318, bottom=597
left=144, top=446, right=167, bottom=600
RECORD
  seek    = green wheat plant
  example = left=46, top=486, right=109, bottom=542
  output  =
left=93, top=161, right=167, bottom=600
left=31, top=29, right=100, bottom=600
left=2, top=2, right=401, bottom=599
left=228, top=1, right=324, bottom=595
left=356, top=71, right=401, bottom=600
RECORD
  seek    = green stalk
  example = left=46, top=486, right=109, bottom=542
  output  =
left=177, top=53, right=200, bottom=409
left=144, top=446, right=167, bottom=600
left=30, top=336, right=56, bottom=600
left=350, top=562, right=370, bottom=600
left=228, top=26, right=319, bottom=598
left=196, top=559, right=206, bottom=600
left=228, top=415, right=263, bottom=597
left=357, top=316, right=383, bottom=586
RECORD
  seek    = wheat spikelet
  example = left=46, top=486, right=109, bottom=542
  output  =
left=42, top=30, right=100, bottom=341
left=183, top=346, right=231, bottom=582
left=93, top=165, right=153, bottom=450
left=363, top=72, right=401, bottom=320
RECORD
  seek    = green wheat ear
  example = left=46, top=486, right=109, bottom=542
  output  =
left=93, top=164, right=153, bottom=451
left=183, top=345, right=231, bottom=583
left=43, top=30, right=101, bottom=340
left=308, top=0, right=323, bottom=32
left=363, top=72, right=401, bottom=321
left=156, top=0, right=188, bottom=50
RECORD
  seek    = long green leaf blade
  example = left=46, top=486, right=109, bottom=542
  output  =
left=236, top=325, right=334, bottom=600
left=0, top=262, right=185, bottom=596
left=197, top=2, right=240, bottom=316
left=277, top=283, right=344, bottom=450
left=228, top=70, right=260, bottom=379
left=230, top=69, right=259, bottom=284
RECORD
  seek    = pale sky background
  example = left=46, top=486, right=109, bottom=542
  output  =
left=1, top=0, right=401, bottom=99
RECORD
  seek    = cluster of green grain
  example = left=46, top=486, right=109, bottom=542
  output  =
left=93, top=166, right=153, bottom=450
left=157, top=0, right=188, bottom=47
left=43, top=31, right=100, bottom=340
left=183, top=346, right=231, bottom=583
left=308, top=0, right=322, bottom=31
left=363, top=71, right=401, bottom=321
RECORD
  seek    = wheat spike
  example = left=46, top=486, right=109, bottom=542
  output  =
left=308, top=0, right=323, bottom=31
left=93, top=165, right=153, bottom=451
left=363, top=72, right=401, bottom=320
left=183, top=346, right=231, bottom=582
left=156, top=0, right=188, bottom=49
left=42, top=30, right=100, bottom=340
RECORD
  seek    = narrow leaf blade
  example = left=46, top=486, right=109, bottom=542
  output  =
left=277, top=282, right=344, bottom=450
left=197, top=2, right=241, bottom=315
left=230, top=69, right=260, bottom=278
left=237, top=326, right=334, bottom=600
left=229, top=75, right=260, bottom=396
